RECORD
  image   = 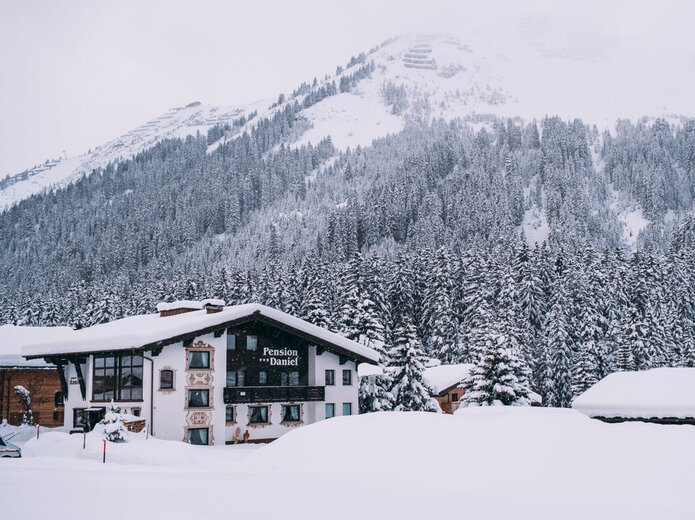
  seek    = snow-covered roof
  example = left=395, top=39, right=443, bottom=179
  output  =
left=423, top=364, right=474, bottom=395
left=20, top=303, right=379, bottom=364
left=156, top=299, right=224, bottom=312
left=0, top=325, right=73, bottom=368
left=572, top=368, right=695, bottom=419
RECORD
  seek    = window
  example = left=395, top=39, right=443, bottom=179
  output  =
left=258, top=371, right=267, bottom=385
left=93, top=353, right=143, bottom=401
left=119, top=355, right=144, bottom=400
left=226, top=406, right=235, bottom=423
left=188, top=350, right=210, bottom=369
left=452, top=393, right=459, bottom=402
left=342, top=369, right=352, bottom=386
left=187, top=427, right=209, bottom=445
left=73, top=408, right=88, bottom=429
left=325, top=403, right=335, bottom=419
left=160, top=369, right=174, bottom=390
left=227, top=369, right=245, bottom=387
left=325, top=369, right=335, bottom=386
left=54, top=391, right=64, bottom=407
left=282, top=405, right=300, bottom=423
left=342, top=403, right=352, bottom=416
left=246, top=335, right=258, bottom=351
left=281, top=371, right=300, bottom=386
left=249, top=406, right=268, bottom=424
left=226, top=332, right=236, bottom=350
left=188, top=389, right=210, bottom=408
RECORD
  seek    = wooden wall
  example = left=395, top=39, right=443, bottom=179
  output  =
left=435, top=387, right=466, bottom=415
left=0, top=368, right=64, bottom=427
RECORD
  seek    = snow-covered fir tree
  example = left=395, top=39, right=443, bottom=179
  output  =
left=389, top=319, right=438, bottom=412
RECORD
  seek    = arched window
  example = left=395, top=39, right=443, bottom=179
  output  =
left=160, top=369, right=174, bottom=390
left=54, top=391, right=64, bottom=407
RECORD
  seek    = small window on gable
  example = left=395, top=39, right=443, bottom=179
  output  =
left=54, top=391, right=64, bottom=407
left=325, top=370, right=335, bottom=386
left=160, top=369, right=174, bottom=390
left=342, top=369, right=352, bottom=386
left=247, top=335, right=257, bottom=351
left=452, top=392, right=459, bottom=402
left=227, top=332, right=236, bottom=350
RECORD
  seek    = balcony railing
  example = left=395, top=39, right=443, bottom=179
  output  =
left=224, top=386, right=325, bottom=404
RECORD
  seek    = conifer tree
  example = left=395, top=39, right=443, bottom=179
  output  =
left=389, top=319, right=438, bottom=412
left=461, top=316, right=532, bottom=407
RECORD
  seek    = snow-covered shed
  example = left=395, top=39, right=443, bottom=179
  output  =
left=1, top=325, right=74, bottom=427
left=21, top=302, right=380, bottom=444
left=572, top=368, right=695, bottom=425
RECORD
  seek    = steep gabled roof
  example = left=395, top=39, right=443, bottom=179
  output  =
left=20, top=303, right=380, bottom=364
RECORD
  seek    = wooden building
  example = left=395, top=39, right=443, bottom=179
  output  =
left=422, top=364, right=474, bottom=414
left=21, top=301, right=380, bottom=444
left=1, top=325, right=71, bottom=427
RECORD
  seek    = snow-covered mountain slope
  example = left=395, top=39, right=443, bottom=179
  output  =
left=0, top=100, right=266, bottom=211
left=2, top=29, right=692, bottom=213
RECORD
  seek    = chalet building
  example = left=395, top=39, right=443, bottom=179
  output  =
left=572, top=367, right=695, bottom=425
left=21, top=301, right=379, bottom=444
left=423, top=364, right=474, bottom=414
left=1, top=325, right=72, bottom=427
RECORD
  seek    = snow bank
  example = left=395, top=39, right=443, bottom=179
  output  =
left=3, top=409, right=695, bottom=519
left=572, top=367, right=695, bottom=419
left=0, top=421, right=60, bottom=446
left=155, top=298, right=225, bottom=311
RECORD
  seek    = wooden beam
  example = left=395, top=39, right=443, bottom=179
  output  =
left=55, top=362, right=68, bottom=398
left=74, top=361, right=87, bottom=400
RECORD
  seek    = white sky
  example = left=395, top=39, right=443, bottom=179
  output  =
left=1, top=0, right=694, bottom=177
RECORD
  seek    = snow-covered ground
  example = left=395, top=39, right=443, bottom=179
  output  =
left=2, top=409, right=693, bottom=519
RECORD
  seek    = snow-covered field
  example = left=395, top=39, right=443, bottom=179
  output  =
left=2, top=409, right=693, bottom=519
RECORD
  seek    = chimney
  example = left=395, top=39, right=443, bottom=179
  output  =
left=156, top=299, right=225, bottom=317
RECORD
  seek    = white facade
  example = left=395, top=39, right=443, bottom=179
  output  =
left=57, top=310, right=368, bottom=445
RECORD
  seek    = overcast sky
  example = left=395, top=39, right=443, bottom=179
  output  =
left=1, top=0, right=694, bottom=177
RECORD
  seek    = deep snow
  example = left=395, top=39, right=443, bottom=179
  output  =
left=1, top=408, right=693, bottom=519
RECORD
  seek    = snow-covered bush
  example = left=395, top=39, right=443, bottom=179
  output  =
left=98, top=401, right=129, bottom=442
left=13, top=385, right=33, bottom=425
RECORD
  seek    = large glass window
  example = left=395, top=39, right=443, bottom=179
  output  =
left=325, top=403, right=335, bottom=419
left=325, top=369, right=335, bottom=386
left=187, top=427, right=209, bottom=445
left=227, top=369, right=245, bottom=387
left=249, top=406, right=268, bottom=424
left=281, top=371, right=300, bottom=386
left=247, top=335, right=258, bottom=351
left=342, top=369, right=352, bottom=386
left=282, top=405, right=300, bottom=423
left=93, top=353, right=142, bottom=401
left=188, top=389, right=210, bottom=408
left=342, top=403, right=352, bottom=416
left=188, top=351, right=210, bottom=369
left=160, top=369, right=174, bottom=390
left=226, top=332, right=236, bottom=350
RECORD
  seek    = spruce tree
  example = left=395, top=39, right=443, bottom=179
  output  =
left=389, top=319, right=438, bottom=412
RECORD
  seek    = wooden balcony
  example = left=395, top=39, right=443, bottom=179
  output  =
left=224, top=386, right=325, bottom=404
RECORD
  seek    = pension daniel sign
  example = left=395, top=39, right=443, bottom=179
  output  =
left=259, top=347, right=299, bottom=366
